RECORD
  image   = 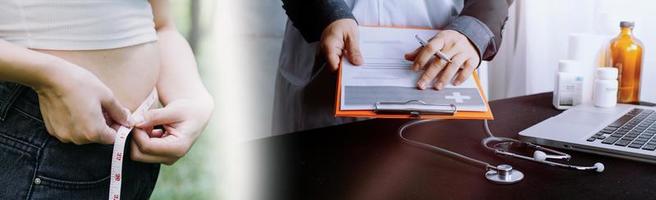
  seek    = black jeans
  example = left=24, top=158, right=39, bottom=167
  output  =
left=0, top=82, right=159, bottom=199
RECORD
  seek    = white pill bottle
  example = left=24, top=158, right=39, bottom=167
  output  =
left=553, top=60, right=584, bottom=110
left=593, top=67, right=619, bottom=108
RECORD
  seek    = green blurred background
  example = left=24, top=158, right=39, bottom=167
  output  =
left=149, top=0, right=218, bottom=199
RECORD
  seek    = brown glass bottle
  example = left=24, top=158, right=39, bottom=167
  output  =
left=610, top=21, right=643, bottom=103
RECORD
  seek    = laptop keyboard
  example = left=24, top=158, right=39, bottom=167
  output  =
left=587, top=108, right=656, bottom=151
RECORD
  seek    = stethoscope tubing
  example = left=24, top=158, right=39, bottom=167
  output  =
left=399, top=119, right=498, bottom=171
left=398, top=119, right=603, bottom=175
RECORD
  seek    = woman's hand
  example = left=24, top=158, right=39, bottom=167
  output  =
left=129, top=97, right=213, bottom=165
left=320, top=18, right=363, bottom=71
left=34, top=59, right=129, bottom=144
left=405, top=30, right=480, bottom=90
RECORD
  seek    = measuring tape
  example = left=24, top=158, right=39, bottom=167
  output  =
left=109, top=90, right=158, bottom=200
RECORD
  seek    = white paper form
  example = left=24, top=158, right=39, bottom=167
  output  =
left=340, top=26, right=487, bottom=112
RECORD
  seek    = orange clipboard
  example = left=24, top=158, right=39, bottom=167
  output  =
left=334, top=53, right=494, bottom=120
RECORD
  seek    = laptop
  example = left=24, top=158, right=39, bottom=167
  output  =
left=519, top=104, right=656, bottom=163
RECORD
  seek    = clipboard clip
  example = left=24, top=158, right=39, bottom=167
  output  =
left=374, top=100, right=457, bottom=118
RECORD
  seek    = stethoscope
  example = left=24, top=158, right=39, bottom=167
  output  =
left=399, top=119, right=605, bottom=184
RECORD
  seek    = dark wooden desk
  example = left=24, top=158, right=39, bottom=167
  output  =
left=254, top=93, right=656, bottom=200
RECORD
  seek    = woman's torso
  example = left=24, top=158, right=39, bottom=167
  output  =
left=0, top=0, right=160, bottom=110
left=37, top=45, right=160, bottom=111
left=0, top=2, right=160, bottom=197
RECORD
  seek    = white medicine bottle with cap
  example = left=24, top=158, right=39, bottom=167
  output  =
left=553, top=60, right=584, bottom=110
left=593, top=67, right=619, bottom=108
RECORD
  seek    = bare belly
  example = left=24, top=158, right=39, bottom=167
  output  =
left=36, top=42, right=160, bottom=111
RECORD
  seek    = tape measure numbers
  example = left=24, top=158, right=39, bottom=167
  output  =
left=109, top=90, right=158, bottom=200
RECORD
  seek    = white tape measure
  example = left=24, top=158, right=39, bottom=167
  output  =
left=109, top=90, right=158, bottom=200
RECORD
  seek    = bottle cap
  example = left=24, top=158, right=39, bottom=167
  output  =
left=620, top=21, right=635, bottom=28
left=558, top=60, right=578, bottom=73
left=597, top=67, right=618, bottom=80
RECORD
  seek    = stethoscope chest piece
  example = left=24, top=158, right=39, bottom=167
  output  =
left=485, top=164, right=523, bottom=184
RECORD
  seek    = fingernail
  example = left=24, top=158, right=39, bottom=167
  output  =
left=132, top=115, right=145, bottom=127
left=436, top=82, right=444, bottom=90
left=122, top=108, right=131, bottom=125
left=453, top=79, right=462, bottom=85
left=417, top=82, right=425, bottom=90
left=352, top=58, right=360, bottom=65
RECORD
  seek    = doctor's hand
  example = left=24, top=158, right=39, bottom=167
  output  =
left=320, top=18, right=363, bottom=71
left=129, top=98, right=213, bottom=165
left=405, top=30, right=481, bottom=90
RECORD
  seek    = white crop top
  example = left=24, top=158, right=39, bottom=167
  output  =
left=0, top=0, right=158, bottom=50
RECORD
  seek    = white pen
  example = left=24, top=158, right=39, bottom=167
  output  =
left=414, top=34, right=452, bottom=63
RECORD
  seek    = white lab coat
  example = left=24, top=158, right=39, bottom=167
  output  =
left=273, top=0, right=464, bottom=135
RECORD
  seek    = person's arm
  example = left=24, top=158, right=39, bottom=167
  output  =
left=406, top=0, right=513, bottom=90
left=131, top=0, right=214, bottom=165
left=0, top=40, right=62, bottom=88
left=281, top=0, right=356, bottom=43
left=444, top=0, right=514, bottom=60
left=0, top=40, right=129, bottom=144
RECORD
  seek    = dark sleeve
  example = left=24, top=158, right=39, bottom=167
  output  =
left=444, top=0, right=513, bottom=61
left=281, top=0, right=355, bottom=43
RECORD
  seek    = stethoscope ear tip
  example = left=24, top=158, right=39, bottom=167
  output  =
left=533, top=150, right=547, bottom=161
left=594, top=162, right=605, bottom=173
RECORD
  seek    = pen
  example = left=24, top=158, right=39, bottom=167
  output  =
left=414, top=34, right=452, bottom=63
